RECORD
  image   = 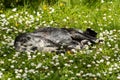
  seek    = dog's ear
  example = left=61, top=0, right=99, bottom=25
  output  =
left=84, top=28, right=97, bottom=37
left=14, top=33, right=28, bottom=42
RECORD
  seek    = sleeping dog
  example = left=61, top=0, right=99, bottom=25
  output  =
left=14, top=27, right=98, bottom=53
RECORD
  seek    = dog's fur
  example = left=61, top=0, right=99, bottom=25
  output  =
left=14, top=27, right=98, bottom=53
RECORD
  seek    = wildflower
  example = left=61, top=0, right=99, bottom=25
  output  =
left=52, top=55, right=59, bottom=60
left=60, top=53, right=64, bottom=56
left=11, top=60, right=17, bottom=63
left=65, top=74, right=68, bottom=77
left=109, top=67, right=112, bottom=71
left=106, top=61, right=110, bottom=65
left=108, top=8, right=112, bottom=11
left=14, top=52, right=20, bottom=57
left=47, top=72, right=50, bottom=76
left=9, top=15, right=14, bottom=19
left=31, top=62, right=36, bottom=66
left=0, top=60, right=4, bottom=64
left=117, top=75, right=120, bottom=79
left=104, top=13, right=106, bottom=16
left=100, top=59, right=104, bottom=63
left=70, top=77, right=75, bottom=80
left=28, top=69, right=35, bottom=73
left=114, top=63, right=118, bottom=67
left=57, top=67, right=60, bottom=69
left=10, top=65, right=14, bottom=68
left=0, top=71, right=3, bottom=78
left=50, top=70, right=54, bottom=73
left=64, top=63, right=70, bottom=67
left=55, top=62, right=59, bottom=66
left=108, top=15, right=112, bottom=18
left=74, top=66, right=78, bottom=69
left=101, top=0, right=104, bottom=3
left=107, top=42, right=111, bottom=47
left=63, top=18, right=67, bottom=22
left=0, top=14, right=5, bottom=18
left=7, top=78, right=11, bottom=80
left=87, top=64, right=91, bottom=68
left=89, top=21, right=93, bottom=25
left=15, top=22, right=19, bottom=27
left=84, top=21, right=87, bottom=23
left=15, top=13, right=19, bottom=17
left=109, top=71, right=112, bottom=74
left=16, top=73, right=21, bottom=79
left=22, top=73, right=27, bottom=78
left=114, top=44, right=119, bottom=49
left=98, top=23, right=103, bottom=26
left=0, top=10, right=3, bottom=13
left=67, top=50, right=72, bottom=54
left=76, top=73, right=81, bottom=76
left=37, top=12, right=40, bottom=16
left=71, top=49, right=77, bottom=53
left=32, top=55, right=36, bottom=58
left=59, top=2, right=64, bottom=7
left=108, top=21, right=112, bottom=24
left=12, top=8, right=17, bottom=12
left=69, top=70, right=73, bottom=74
left=50, top=20, right=54, bottom=24
left=19, top=69, right=23, bottom=73
left=22, top=61, right=25, bottom=64
left=37, top=52, right=41, bottom=55
left=69, top=60, right=74, bottom=63
left=49, top=7, right=55, bottom=13
left=103, top=72, right=107, bottom=76
left=80, top=71, right=84, bottom=74
left=99, top=48, right=102, bottom=52
left=44, top=66, right=49, bottom=70
left=42, top=54, right=45, bottom=57
left=96, top=73, right=101, bottom=77
left=74, top=21, right=78, bottom=23
left=43, top=5, right=47, bottom=10
left=103, top=16, right=107, bottom=21
left=36, top=63, right=42, bottom=69
left=1, top=68, right=5, bottom=71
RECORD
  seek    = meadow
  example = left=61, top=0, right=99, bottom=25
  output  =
left=0, top=0, right=120, bottom=80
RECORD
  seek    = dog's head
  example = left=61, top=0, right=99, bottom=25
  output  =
left=14, top=33, right=58, bottom=52
left=14, top=33, right=32, bottom=52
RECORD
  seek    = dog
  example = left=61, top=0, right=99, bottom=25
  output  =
left=14, top=27, right=98, bottom=53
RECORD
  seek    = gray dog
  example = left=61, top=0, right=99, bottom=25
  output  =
left=14, top=27, right=98, bottom=53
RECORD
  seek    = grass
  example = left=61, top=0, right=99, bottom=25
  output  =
left=0, top=0, right=120, bottom=80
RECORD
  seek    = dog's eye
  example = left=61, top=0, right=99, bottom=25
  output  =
left=19, top=36, right=31, bottom=43
left=20, top=38, right=27, bottom=43
left=27, top=36, right=31, bottom=40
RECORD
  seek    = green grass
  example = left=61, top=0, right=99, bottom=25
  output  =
left=0, top=0, right=120, bottom=80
